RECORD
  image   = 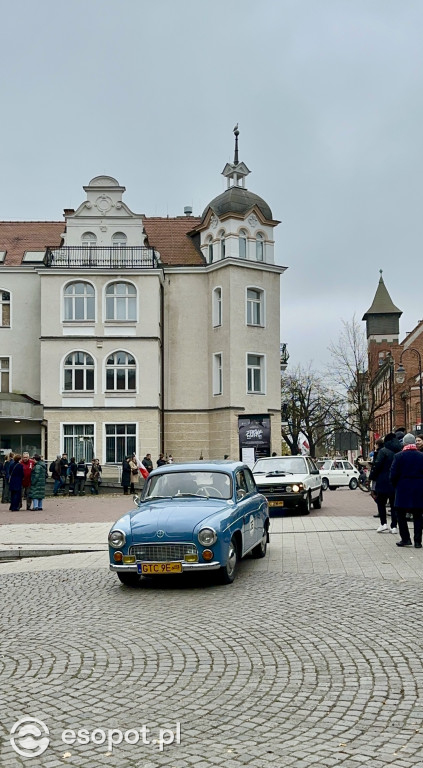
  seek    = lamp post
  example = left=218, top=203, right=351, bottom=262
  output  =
left=396, top=347, right=423, bottom=432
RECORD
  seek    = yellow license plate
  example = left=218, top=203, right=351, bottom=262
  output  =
left=138, top=562, right=183, bottom=575
left=269, top=500, right=284, bottom=507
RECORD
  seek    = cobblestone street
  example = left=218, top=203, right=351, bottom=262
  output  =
left=1, top=489, right=423, bottom=767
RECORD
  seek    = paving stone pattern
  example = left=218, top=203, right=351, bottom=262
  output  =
left=2, top=566, right=423, bottom=767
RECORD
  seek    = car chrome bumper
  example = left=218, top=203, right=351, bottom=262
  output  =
left=109, top=561, right=221, bottom=573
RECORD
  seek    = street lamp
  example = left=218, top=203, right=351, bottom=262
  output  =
left=395, top=348, right=423, bottom=431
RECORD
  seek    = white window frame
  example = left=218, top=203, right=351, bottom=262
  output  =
left=239, top=229, right=248, bottom=259
left=212, top=287, right=222, bottom=327
left=104, top=421, right=138, bottom=464
left=112, top=232, right=127, bottom=247
left=61, top=422, right=95, bottom=462
left=0, top=356, right=10, bottom=392
left=105, top=350, right=137, bottom=392
left=0, top=290, right=11, bottom=328
left=63, top=281, right=96, bottom=322
left=63, top=351, right=95, bottom=393
left=246, top=286, right=265, bottom=327
left=246, top=353, right=266, bottom=394
left=256, top=232, right=265, bottom=262
left=81, top=232, right=97, bottom=247
left=213, top=353, right=223, bottom=396
left=219, top=230, right=226, bottom=260
left=104, top=281, right=137, bottom=322
left=206, top=236, right=214, bottom=264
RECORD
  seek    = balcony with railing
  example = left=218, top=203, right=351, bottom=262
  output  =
left=44, top=246, right=159, bottom=269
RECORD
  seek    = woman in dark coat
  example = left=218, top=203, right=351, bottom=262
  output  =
left=390, top=433, right=423, bottom=548
left=121, top=457, right=131, bottom=495
left=9, top=454, right=24, bottom=511
left=369, top=432, right=401, bottom=533
left=29, top=455, right=46, bottom=511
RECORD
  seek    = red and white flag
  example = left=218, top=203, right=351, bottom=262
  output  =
left=134, top=454, right=149, bottom=479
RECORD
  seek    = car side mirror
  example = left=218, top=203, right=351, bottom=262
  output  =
left=311, top=469, right=320, bottom=475
left=133, top=494, right=142, bottom=506
left=237, top=488, right=247, bottom=500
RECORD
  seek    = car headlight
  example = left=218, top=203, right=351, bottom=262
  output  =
left=292, top=484, right=304, bottom=493
left=108, top=529, right=126, bottom=548
left=198, top=527, right=217, bottom=546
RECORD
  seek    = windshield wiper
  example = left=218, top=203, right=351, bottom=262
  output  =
left=172, top=492, right=210, bottom=498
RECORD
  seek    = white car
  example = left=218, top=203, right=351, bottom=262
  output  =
left=319, top=459, right=360, bottom=491
left=252, top=455, right=323, bottom=514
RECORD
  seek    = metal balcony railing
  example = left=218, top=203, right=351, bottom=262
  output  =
left=44, top=246, right=159, bottom=269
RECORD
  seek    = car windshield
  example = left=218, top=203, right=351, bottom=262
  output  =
left=143, top=471, right=232, bottom=501
left=253, top=457, right=307, bottom=474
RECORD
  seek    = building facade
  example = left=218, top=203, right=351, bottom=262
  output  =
left=0, top=138, right=285, bottom=464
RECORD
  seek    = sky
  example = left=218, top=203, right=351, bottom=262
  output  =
left=1, top=0, right=422, bottom=368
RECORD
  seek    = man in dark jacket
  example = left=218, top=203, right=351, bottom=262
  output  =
left=390, top=433, right=423, bottom=548
left=369, top=432, right=401, bottom=533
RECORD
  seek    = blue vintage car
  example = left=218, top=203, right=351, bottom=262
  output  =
left=108, top=460, right=269, bottom=586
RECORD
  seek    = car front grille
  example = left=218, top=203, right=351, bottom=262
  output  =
left=129, top=543, right=198, bottom=562
left=258, top=484, right=286, bottom=495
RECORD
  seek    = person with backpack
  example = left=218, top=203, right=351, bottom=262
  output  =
left=74, top=459, right=88, bottom=496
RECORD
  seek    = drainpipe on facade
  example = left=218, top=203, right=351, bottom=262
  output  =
left=160, top=279, right=165, bottom=455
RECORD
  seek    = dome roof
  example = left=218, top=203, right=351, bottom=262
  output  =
left=202, top=187, right=272, bottom=222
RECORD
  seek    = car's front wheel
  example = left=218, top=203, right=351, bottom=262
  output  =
left=251, top=530, right=268, bottom=558
left=117, top=572, right=141, bottom=588
left=301, top=493, right=311, bottom=514
left=349, top=478, right=358, bottom=490
left=219, top=538, right=238, bottom=584
left=313, top=490, right=323, bottom=509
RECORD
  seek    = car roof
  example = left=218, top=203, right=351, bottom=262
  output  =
left=148, top=460, right=245, bottom=475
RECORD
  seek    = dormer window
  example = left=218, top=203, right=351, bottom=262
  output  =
left=81, top=232, right=97, bottom=247
left=256, top=233, right=264, bottom=262
left=112, top=232, right=127, bottom=247
left=239, top=230, right=247, bottom=259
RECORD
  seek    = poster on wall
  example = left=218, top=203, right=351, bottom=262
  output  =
left=238, top=415, right=271, bottom=462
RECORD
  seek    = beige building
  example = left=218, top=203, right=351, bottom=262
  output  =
left=0, top=136, right=285, bottom=465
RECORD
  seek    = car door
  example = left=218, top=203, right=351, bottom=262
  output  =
left=236, top=469, right=260, bottom=554
left=306, top=457, right=319, bottom=497
left=342, top=461, right=356, bottom=483
left=333, top=460, right=347, bottom=486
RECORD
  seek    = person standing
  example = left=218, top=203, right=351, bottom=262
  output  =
left=9, top=455, right=24, bottom=511
left=390, top=433, right=423, bottom=548
left=142, top=454, right=153, bottom=473
left=89, top=459, right=101, bottom=495
left=1, top=452, right=13, bottom=503
left=128, top=455, right=139, bottom=494
left=60, top=453, right=69, bottom=493
left=20, top=452, right=35, bottom=510
left=30, top=454, right=46, bottom=511
left=74, top=459, right=88, bottom=496
left=157, top=453, right=166, bottom=467
left=67, top=457, right=77, bottom=495
left=121, top=456, right=131, bottom=494
left=50, top=455, right=65, bottom=496
left=369, top=432, right=401, bottom=534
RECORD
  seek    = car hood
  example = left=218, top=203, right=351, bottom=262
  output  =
left=129, top=498, right=232, bottom=540
left=254, top=473, right=307, bottom=485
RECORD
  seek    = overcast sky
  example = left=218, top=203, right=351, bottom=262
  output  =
left=1, top=0, right=422, bottom=368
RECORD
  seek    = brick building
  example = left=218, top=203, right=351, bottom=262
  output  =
left=364, top=273, right=423, bottom=440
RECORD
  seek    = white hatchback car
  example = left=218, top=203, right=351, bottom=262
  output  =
left=252, top=455, right=323, bottom=513
left=319, top=459, right=360, bottom=491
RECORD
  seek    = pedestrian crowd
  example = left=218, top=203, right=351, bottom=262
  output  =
left=0, top=452, right=104, bottom=511
left=367, top=428, right=423, bottom=548
left=120, top=452, right=174, bottom=494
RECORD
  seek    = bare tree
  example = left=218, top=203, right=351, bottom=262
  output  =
left=281, top=365, right=345, bottom=457
left=328, top=316, right=389, bottom=458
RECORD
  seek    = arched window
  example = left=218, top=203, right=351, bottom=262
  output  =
left=81, top=232, right=97, bottom=247
left=106, top=351, right=136, bottom=391
left=206, top=236, right=213, bottom=264
left=1, top=290, right=10, bottom=327
left=105, top=282, right=137, bottom=321
left=219, top=231, right=226, bottom=260
left=64, top=352, right=95, bottom=391
left=247, top=288, right=264, bottom=326
left=212, top=287, right=222, bottom=327
left=239, top=229, right=247, bottom=259
left=112, top=232, right=127, bottom=247
left=64, top=282, right=95, bottom=321
left=256, top=233, right=264, bottom=262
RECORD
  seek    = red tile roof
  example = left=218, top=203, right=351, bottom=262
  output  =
left=0, top=218, right=204, bottom=267
left=143, top=216, right=204, bottom=265
left=0, top=222, right=64, bottom=265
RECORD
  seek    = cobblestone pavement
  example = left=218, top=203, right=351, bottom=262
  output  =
left=2, top=491, right=423, bottom=767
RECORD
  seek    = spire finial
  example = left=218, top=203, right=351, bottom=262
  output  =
left=379, top=268, right=383, bottom=276
left=233, top=123, right=239, bottom=165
